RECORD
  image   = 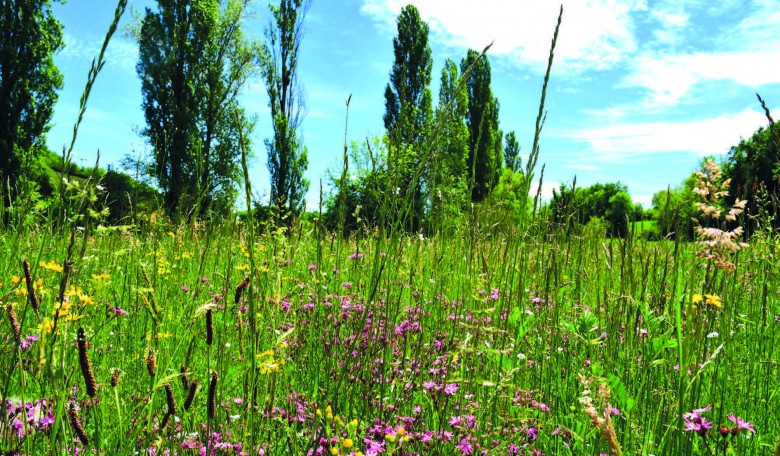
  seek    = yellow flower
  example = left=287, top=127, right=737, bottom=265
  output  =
left=692, top=294, right=703, bottom=305
left=11, top=276, right=21, bottom=285
left=236, top=264, right=250, bottom=271
left=705, top=294, right=722, bottom=308
left=330, top=448, right=339, bottom=456
left=342, top=438, right=353, bottom=449
left=397, top=427, right=405, bottom=437
left=40, top=260, right=64, bottom=273
left=79, top=293, right=94, bottom=305
left=91, top=273, right=111, bottom=281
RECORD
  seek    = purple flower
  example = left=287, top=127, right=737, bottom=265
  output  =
left=348, top=252, right=364, bottom=260
left=727, top=414, right=755, bottom=433
left=443, top=383, right=459, bottom=396
left=683, top=405, right=713, bottom=436
left=308, top=264, right=317, bottom=270
left=455, top=438, right=473, bottom=455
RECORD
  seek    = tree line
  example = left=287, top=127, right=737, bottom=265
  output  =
left=1, top=1, right=778, bottom=238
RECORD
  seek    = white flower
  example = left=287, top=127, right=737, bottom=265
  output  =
left=706, top=332, right=719, bottom=338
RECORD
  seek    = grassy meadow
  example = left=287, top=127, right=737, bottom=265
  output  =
left=1, top=200, right=779, bottom=455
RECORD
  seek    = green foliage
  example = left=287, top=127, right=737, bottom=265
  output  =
left=263, top=0, right=311, bottom=221
left=504, top=130, right=520, bottom=172
left=137, top=0, right=258, bottom=218
left=462, top=49, right=502, bottom=202
left=723, top=120, right=780, bottom=232
left=651, top=175, right=696, bottom=241
left=430, top=58, right=469, bottom=228
left=383, top=4, right=433, bottom=232
left=0, top=0, right=64, bottom=209
left=551, top=182, right=635, bottom=237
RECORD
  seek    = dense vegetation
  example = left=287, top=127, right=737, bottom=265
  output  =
left=1, top=1, right=780, bottom=455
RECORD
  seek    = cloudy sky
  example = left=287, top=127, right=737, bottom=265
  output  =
left=48, top=0, right=780, bottom=209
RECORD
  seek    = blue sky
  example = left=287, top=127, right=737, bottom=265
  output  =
left=47, top=0, right=780, bottom=209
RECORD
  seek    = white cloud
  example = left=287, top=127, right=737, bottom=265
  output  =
left=60, top=32, right=138, bottom=73
left=360, top=0, right=642, bottom=74
left=566, top=108, right=772, bottom=160
left=624, top=51, right=780, bottom=108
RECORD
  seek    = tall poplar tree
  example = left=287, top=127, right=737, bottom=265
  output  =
left=461, top=49, right=501, bottom=202
left=137, top=0, right=258, bottom=217
left=263, top=0, right=311, bottom=220
left=432, top=58, right=469, bottom=221
left=504, top=131, right=520, bottom=172
left=0, top=0, right=63, bottom=206
left=383, top=4, right=433, bottom=231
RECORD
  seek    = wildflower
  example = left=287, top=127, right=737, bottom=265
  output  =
left=443, top=383, right=459, bottom=396
left=39, top=260, right=64, bottom=273
left=308, top=264, right=317, bottom=271
left=455, top=438, right=473, bottom=455
left=727, top=414, right=755, bottom=434
left=705, top=294, right=722, bottom=308
left=342, top=438, right=353, bottom=448
left=683, top=405, right=713, bottom=437
left=692, top=294, right=703, bottom=305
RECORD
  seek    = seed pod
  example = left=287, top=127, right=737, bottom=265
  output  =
left=180, top=365, right=189, bottom=390
left=160, top=412, right=172, bottom=429
left=207, top=371, right=218, bottom=419
left=68, top=405, right=89, bottom=446
left=145, top=349, right=157, bottom=378
left=234, top=276, right=250, bottom=304
left=7, top=305, right=20, bottom=343
left=164, top=384, right=176, bottom=415
left=109, top=368, right=122, bottom=388
left=183, top=379, right=198, bottom=411
left=78, top=328, right=97, bottom=397
left=205, top=309, right=213, bottom=346
left=22, top=260, right=39, bottom=313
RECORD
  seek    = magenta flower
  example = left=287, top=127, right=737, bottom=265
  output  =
left=455, top=438, right=473, bottom=455
left=727, top=414, right=755, bottom=433
left=683, top=405, right=713, bottom=436
left=443, top=383, right=459, bottom=396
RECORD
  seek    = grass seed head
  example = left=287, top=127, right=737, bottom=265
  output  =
left=184, top=379, right=198, bottom=411
left=207, top=371, right=218, bottom=419
left=7, top=304, right=21, bottom=343
left=146, top=348, right=157, bottom=377
left=206, top=308, right=214, bottom=345
left=68, top=404, right=89, bottom=446
left=235, top=276, right=250, bottom=304
left=22, top=260, right=39, bottom=313
left=164, top=383, right=177, bottom=415
left=78, top=327, right=97, bottom=397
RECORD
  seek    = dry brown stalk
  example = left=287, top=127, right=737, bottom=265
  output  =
left=579, top=375, right=622, bottom=456
left=77, top=327, right=97, bottom=397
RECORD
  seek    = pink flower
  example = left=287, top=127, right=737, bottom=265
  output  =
left=443, top=383, right=458, bottom=396
left=727, top=414, right=755, bottom=433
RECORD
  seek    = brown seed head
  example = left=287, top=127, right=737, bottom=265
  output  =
left=180, top=365, right=189, bottom=390
left=207, top=371, right=218, bottom=419
left=146, top=348, right=157, bottom=378
left=109, top=368, right=123, bottom=388
left=235, top=276, right=250, bottom=304
left=67, top=405, right=89, bottom=446
left=7, top=304, right=21, bottom=343
left=22, top=260, right=39, bottom=313
left=184, top=379, right=198, bottom=411
left=77, top=327, right=97, bottom=397
left=205, top=309, right=214, bottom=346
left=164, top=384, right=177, bottom=415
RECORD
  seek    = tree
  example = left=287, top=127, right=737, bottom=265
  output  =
left=0, top=0, right=63, bottom=207
left=430, top=58, right=469, bottom=225
left=723, top=120, right=780, bottom=230
left=137, top=0, right=257, bottom=217
left=383, top=4, right=433, bottom=231
left=461, top=49, right=501, bottom=202
left=263, top=0, right=311, bottom=220
left=504, top=130, right=520, bottom=172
